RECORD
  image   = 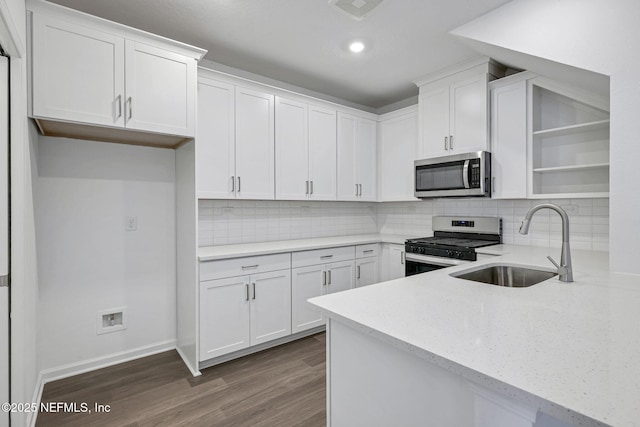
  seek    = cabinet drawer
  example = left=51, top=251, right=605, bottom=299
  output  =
left=355, top=243, right=379, bottom=259
left=292, top=246, right=355, bottom=268
left=200, top=253, right=291, bottom=282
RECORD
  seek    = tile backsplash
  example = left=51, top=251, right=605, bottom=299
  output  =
left=198, top=200, right=378, bottom=247
left=199, top=198, right=609, bottom=252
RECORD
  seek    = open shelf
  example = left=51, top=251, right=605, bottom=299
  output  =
left=533, top=163, right=609, bottom=173
left=533, top=119, right=610, bottom=138
left=529, top=81, right=610, bottom=198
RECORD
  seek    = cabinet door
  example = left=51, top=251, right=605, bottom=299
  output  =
left=379, top=111, right=418, bottom=201
left=275, top=97, right=309, bottom=200
left=199, top=276, right=250, bottom=361
left=490, top=80, right=527, bottom=199
left=419, top=85, right=450, bottom=158
left=356, top=257, right=379, bottom=287
left=308, top=106, right=337, bottom=201
left=31, top=14, right=125, bottom=127
left=196, top=78, right=236, bottom=198
left=326, top=260, right=355, bottom=294
left=235, top=87, right=275, bottom=200
left=388, top=244, right=406, bottom=281
left=356, top=118, right=377, bottom=201
left=449, top=75, right=488, bottom=153
left=250, top=269, right=292, bottom=345
left=125, top=40, right=196, bottom=136
left=291, top=265, right=327, bottom=334
left=336, top=113, right=358, bottom=201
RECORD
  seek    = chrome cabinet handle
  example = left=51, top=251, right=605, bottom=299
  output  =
left=355, top=183, right=358, bottom=197
left=237, top=177, right=241, bottom=193
left=401, top=251, right=405, bottom=264
left=252, top=283, right=256, bottom=300
left=115, top=95, right=122, bottom=119
left=359, top=184, right=362, bottom=196
left=310, top=181, right=313, bottom=195
left=357, top=265, right=361, bottom=279
left=444, top=136, right=448, bottom=150
left=449, top=135, right=453, bottom=150
left=305, top=181, right=309, bottom=195
left=363, top=250, right=374, bottom=254
left=127, top=97, right=133, bottom=120
left=231, top=176, right=235, bottom=193
left=242, top=264, right=259, bottom=270
left=320, top=255, right=333, bottom=260
left=328, top=270, right=332, bottom=284
left=322, top=271, right=327, bottom=286
left=245, top=283, right=249, bottom=301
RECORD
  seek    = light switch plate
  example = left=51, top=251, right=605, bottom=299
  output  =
left=125, top=216, right=137, bottom=231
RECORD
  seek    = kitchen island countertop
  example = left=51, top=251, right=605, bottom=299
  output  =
left=310, top=244, right=637, bottom=426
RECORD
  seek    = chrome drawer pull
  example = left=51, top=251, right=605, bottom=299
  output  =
left=242, top=264, right=259, bottom=270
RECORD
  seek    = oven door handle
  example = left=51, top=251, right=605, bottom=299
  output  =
left=404, top=253, right=471, bottom=267
left=462, top=160, right=470, bottom=189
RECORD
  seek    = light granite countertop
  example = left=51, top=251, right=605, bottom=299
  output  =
left=309, top=245, right=637, bottom=427
left=197, top=234, right=411, bottom=261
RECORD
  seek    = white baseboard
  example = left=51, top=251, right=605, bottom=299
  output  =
left=26, top=340, right=177, bottom=427
left=176, top=346, right=201, bottom=377
left=39, top=339, right=177, bottom=385
left=26, top=372, right=45, bottom=427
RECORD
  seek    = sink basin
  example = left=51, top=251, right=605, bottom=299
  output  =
left=450, top=264, right=558, bottom=288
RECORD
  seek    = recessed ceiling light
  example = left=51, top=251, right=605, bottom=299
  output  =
left=349, top=41, right=365, bottom=53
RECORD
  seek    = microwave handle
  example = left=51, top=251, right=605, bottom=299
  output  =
left=463, top=160, right=470, bottom=189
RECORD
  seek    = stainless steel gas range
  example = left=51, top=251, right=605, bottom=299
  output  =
left=404, top=216, right=502, bottom=276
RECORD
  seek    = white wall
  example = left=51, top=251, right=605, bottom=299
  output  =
left=450, top=0, right=640, bottom=273
left=35, top=137, right=177, bottom=373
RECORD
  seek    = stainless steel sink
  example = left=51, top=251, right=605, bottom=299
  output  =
left=450, top=264, right=558, bottom=288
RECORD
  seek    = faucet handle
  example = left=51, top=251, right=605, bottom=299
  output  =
left=547, top=256, right=567, bottom=274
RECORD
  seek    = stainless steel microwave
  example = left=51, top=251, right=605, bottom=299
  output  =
left=414, top=151, right=491, bottom=198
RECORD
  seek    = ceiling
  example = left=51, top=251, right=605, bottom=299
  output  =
left=46, top=0, right=513, bottom=111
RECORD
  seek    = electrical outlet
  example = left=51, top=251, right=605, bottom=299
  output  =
left=125, top=216, right=137, bottom=231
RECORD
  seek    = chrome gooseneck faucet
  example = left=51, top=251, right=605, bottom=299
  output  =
left=519, top=203, right=574, bottom=282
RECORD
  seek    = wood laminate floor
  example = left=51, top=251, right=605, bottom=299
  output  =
left=37, top=333, right=326, bottom=427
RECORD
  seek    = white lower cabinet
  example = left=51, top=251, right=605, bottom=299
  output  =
left=355, top=243, right=380, bottom=287
left=356, top=257, right=379, bottom=287
left=381, top=243, right=405, bottom=282
left=291, top=247, right=355, bottom=334
left=199, top=267, right=291, bottom=361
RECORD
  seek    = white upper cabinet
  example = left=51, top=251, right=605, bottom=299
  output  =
left=275, top=98, right=337, bottom=201
left=308, top=105, right=337, bottom=200
left=378, top=107, right=418, bottom=201
left=124, top=41, right=196, bottom=136
left=489, top=74, right=530, bottom=199
left=337, top=113, right=377, bottom=201
left=196, top=79, right=275, bottom=200
left=31, top=15, right=125, bottom=128
left=415, top=59, right=504, bottom=159
left=356, top=118, right=377, bottom=201
left=27, top=0, right=205, bottom=147
left=196, top=77, right=235, bottom=199
left=235, top=87, right=275, bottom=200
left=276, top=98, right=309, bottom=200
